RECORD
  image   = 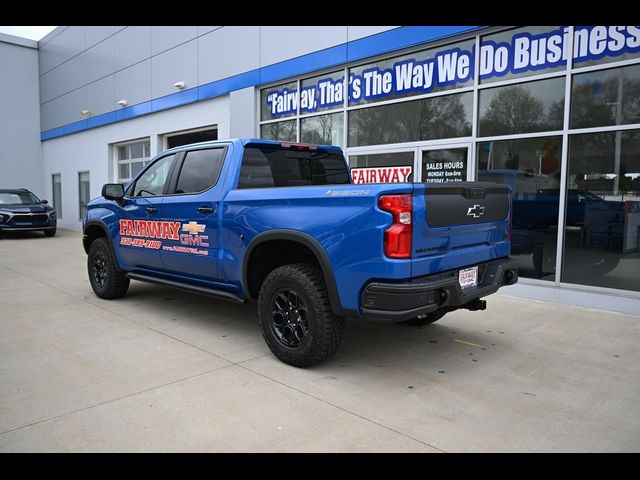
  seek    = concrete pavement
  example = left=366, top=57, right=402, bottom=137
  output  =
left=0, top=229, right=638, bottom=452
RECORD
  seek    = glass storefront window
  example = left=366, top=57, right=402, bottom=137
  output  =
left=571, top=64, right=640, bottom=129
left=300, top=112, right=344, bottom=148
left=260, top=121, right=297, bottom=142
left=562, top=129, right=640, bottom=291
left=480, top=26, right=566, bottom=84
left=256, top=26, right=640, bottom=298
left=260, top=81, right=297, bottom=121
left=349, top=38, right=475, bottom=106
left=478, top=136, right=563, bottom=281
left=300, top=71, right=344, bottom=114
left=478, top=77, right=565, bottom=137
left=348, top=91, right=472, bottom=147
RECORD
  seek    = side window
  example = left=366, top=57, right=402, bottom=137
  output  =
left=174, top=148, right=225, bottom=194
left=238, top=147, right=276, bottom=188
left=133, top=154, right=176, bottom=197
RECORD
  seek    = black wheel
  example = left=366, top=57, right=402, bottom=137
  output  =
left=87, top=237, right=130, bottom=299
left=258, top=263, right=344, bottom=368
left=44, top=228, right=56, bottom=237
left=403, top=310, right=447, bottom=326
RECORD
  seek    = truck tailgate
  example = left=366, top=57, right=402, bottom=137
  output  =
left=411, top=182, right=512, bottom=278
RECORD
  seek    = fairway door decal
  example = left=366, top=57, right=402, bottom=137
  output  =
left=118, top=219, right=209, bottom=255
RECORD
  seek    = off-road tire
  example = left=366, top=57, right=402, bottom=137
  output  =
left=258, top=263, right=344, bottom=367
left=87, top=237, right=130, bottom=299
left=403, top=310, right=447, bottom=326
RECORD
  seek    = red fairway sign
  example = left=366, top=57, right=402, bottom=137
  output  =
left=351, top=166, right=412, bottom=184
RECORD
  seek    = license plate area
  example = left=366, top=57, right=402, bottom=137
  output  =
left=458, top=266, right=478, bottom=289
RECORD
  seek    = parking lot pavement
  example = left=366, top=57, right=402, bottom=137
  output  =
left=0, top=229, right=638, bottom=452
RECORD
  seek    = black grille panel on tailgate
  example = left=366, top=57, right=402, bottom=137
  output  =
left=425, top=182, right=510, bottom=228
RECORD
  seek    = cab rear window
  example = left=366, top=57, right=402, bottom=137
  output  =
left=238, top=145, right=350, bottom=189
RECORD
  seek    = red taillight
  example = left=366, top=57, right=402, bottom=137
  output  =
left=379, top=194, right=412, bottom=259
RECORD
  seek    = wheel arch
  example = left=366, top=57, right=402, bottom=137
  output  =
left=242, top=230, right=355, bottom=318
left=83, top=220, right=112, bottom=254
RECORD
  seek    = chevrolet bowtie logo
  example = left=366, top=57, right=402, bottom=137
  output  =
left=467, top=204, right=485, bottom=218
left=182, top=221, right=206, bottom=235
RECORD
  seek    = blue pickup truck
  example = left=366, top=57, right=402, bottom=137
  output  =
left=83, top=138, right=517, bottom=367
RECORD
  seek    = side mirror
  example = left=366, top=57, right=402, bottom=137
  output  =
left=41, top=199, right=49, bottom=204
left=102, top=183, right=125, bottom=205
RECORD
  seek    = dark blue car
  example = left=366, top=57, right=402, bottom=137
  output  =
left=0, top=188, right=57, bottom=238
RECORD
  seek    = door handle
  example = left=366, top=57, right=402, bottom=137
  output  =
left=146, top=206, right=158, bottom=214
left=197, top=206, right=214, bottom=214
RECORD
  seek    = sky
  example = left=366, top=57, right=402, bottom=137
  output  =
left=0, top=26, right=57, bottom=41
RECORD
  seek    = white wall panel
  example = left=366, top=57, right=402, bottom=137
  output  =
left=151, top=40, right=197, bottom=98
left=259, top=26, right=347, bottom=66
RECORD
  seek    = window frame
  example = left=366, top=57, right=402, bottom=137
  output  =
left=115, top=138, right=152, bottom=183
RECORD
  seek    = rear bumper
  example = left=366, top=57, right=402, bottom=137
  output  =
left=360, top=257, right=518, bottom=322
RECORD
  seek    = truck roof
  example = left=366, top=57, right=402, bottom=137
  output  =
left=161, top=138, right=343, bottom=156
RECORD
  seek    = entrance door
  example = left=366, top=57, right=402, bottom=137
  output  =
left=419, top=144, right=471, bottom=183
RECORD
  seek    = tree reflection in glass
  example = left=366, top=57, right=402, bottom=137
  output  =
left=571, top=64, right=640, bottom=129
left=301, top=113, right=344, bottom=147
left=348, top=92, right=472, bottom=147
left=479, top=77, right=565, bottom=137
left=261, top=121, right=296, bottom=142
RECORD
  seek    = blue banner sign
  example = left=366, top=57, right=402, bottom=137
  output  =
left=264, top=26, right=640, bottom=118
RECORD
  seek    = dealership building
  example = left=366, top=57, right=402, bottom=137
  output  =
left=1, top=25, right=639, bottom=314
